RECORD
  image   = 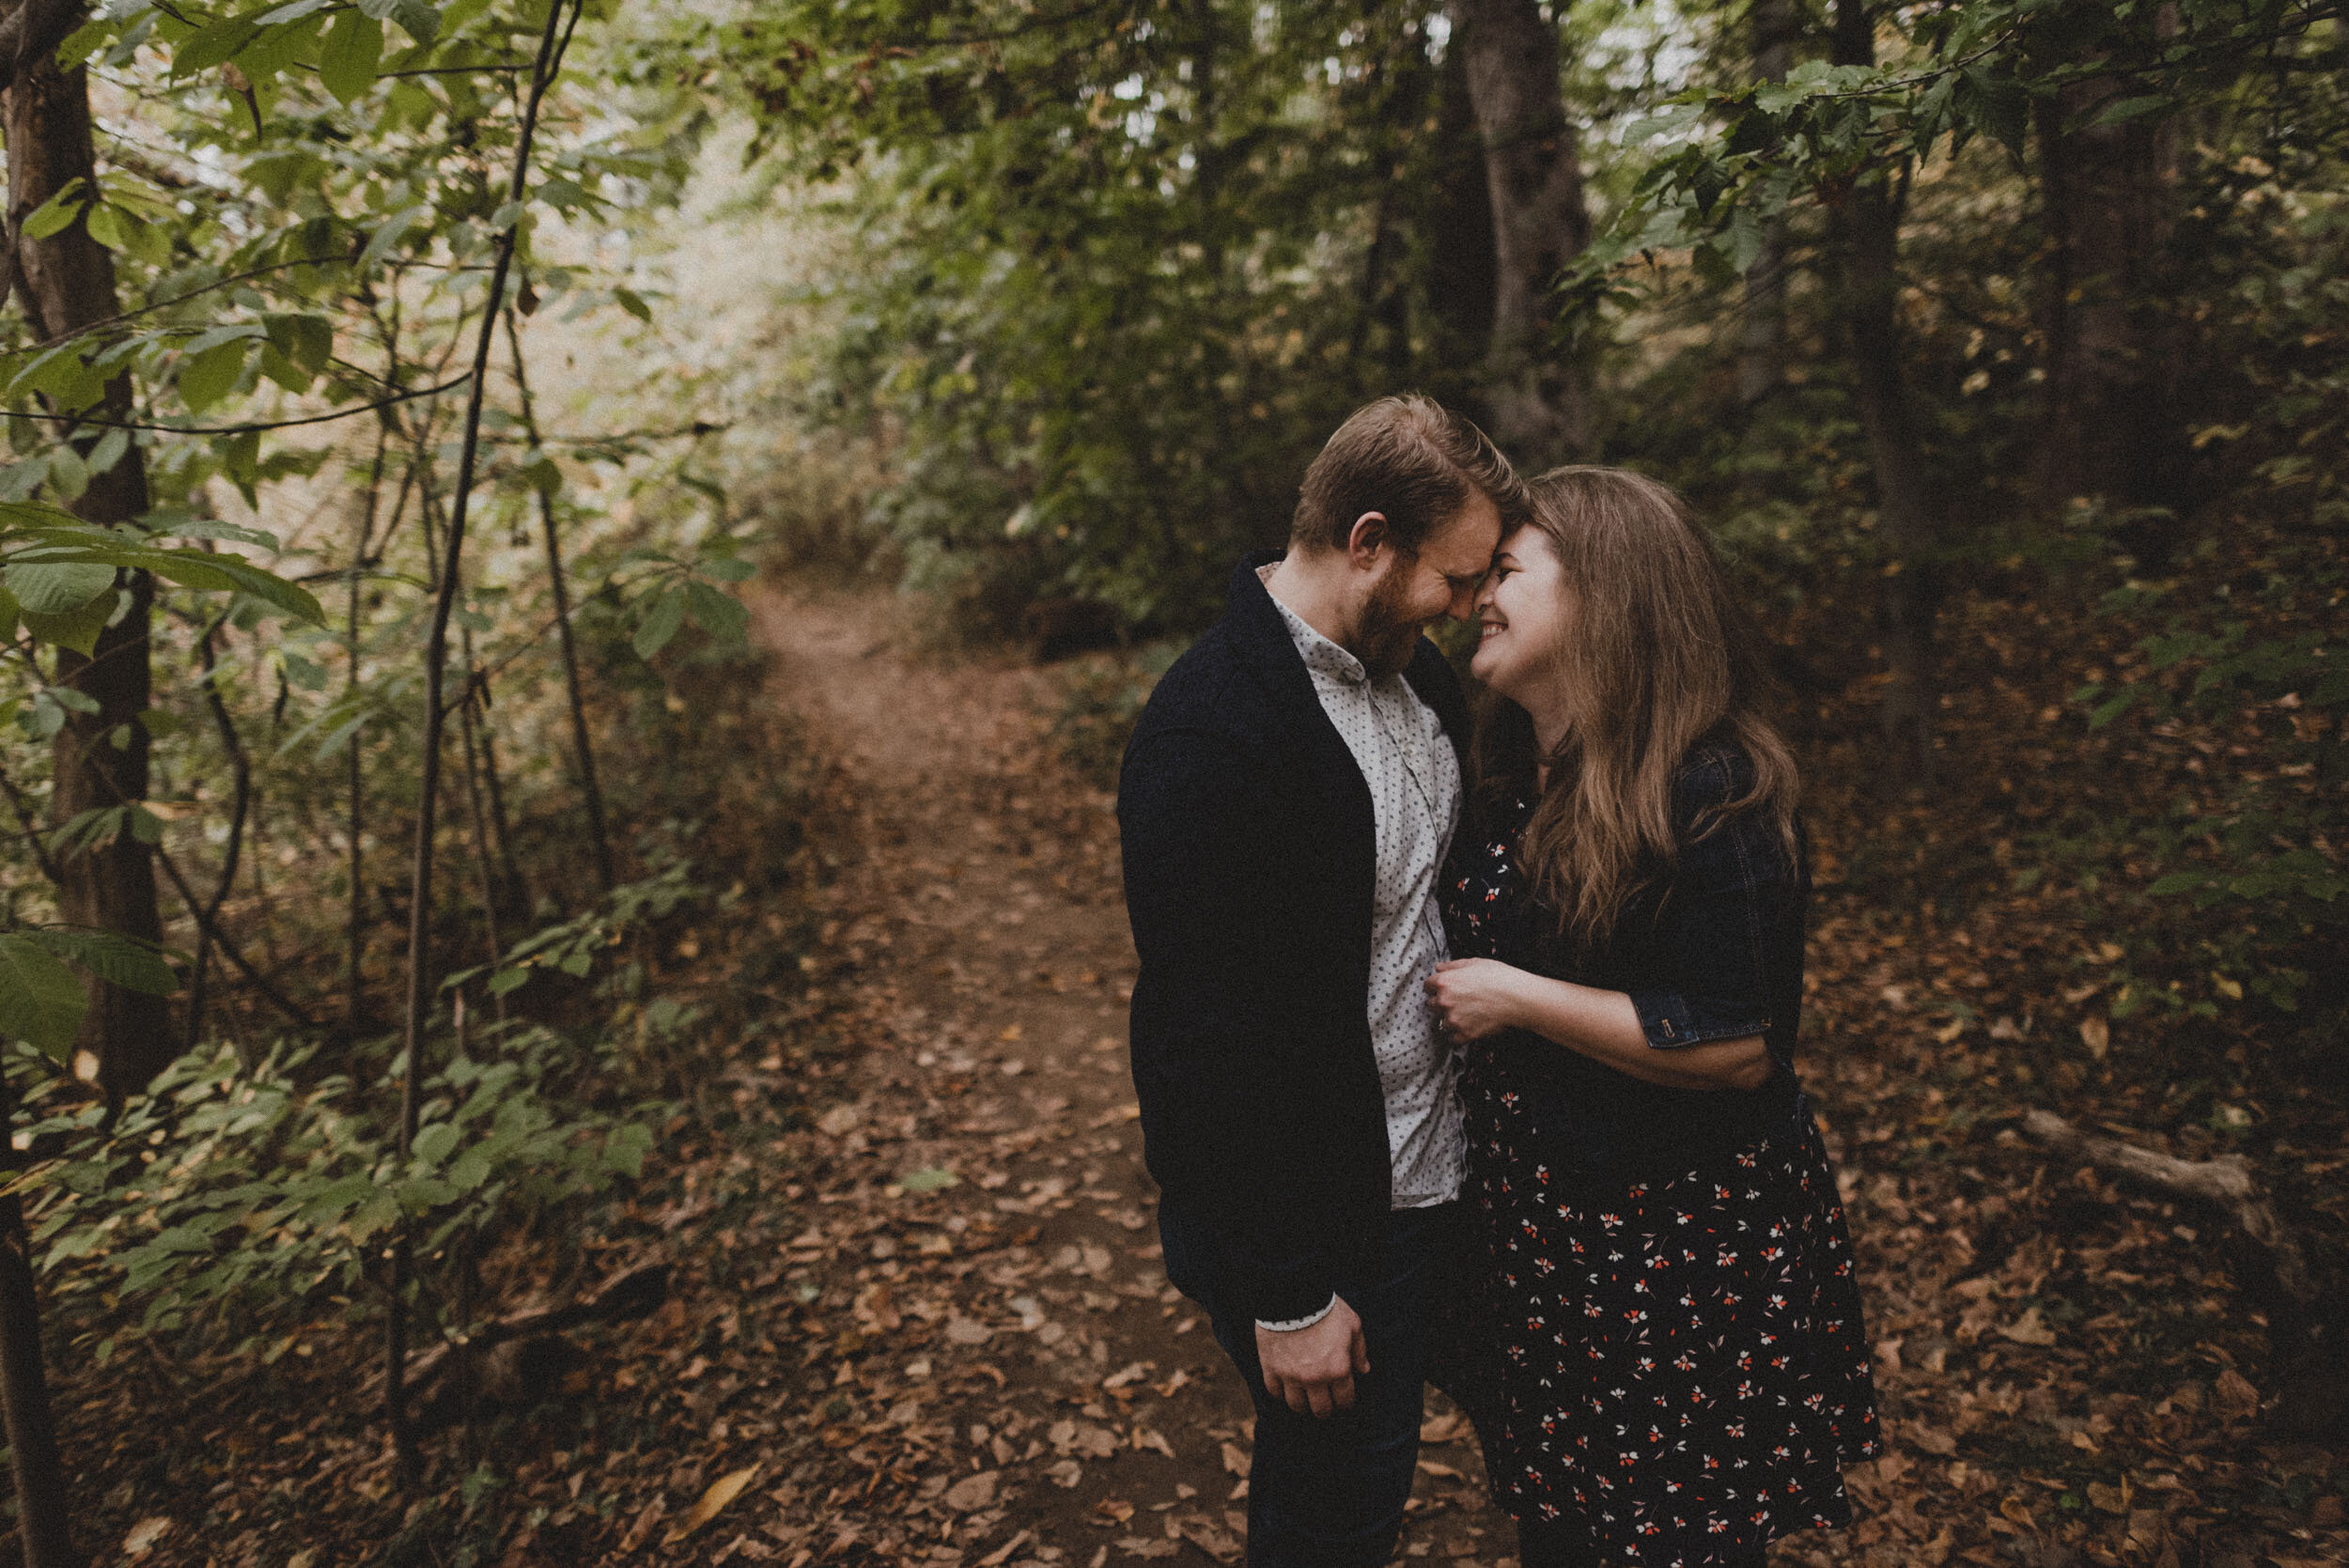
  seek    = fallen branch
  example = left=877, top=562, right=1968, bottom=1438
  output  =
left=2020, top=1109, right=2313, bottom=1307
left=384, top=1262, right=670, bottom=1435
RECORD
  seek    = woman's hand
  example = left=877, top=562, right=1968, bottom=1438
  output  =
left=1424, top=958, right=1531, bottom=1043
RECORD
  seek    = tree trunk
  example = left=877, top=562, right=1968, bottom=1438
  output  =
left=1449, top=0, right=1592, bottom=464
left=1736, top=0, right=1799, bottom=406
left=1828, top=0, right=1941, bottom=789
left=0, top=1069, right=75, bottom=1568
left=7, top=39, right=173, bottom=1104
left=2032, top=12, right=2180, bottom=520
left=1424, top=27, right=1497, bottom=405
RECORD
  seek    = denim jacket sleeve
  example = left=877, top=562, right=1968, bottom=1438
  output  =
left=1626, top=752, right=1801, bottom=1054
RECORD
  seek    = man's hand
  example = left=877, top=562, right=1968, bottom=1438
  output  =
left=1255, top=1296, right=1370, bottom=1418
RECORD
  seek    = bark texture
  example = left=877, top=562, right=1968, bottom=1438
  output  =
left=0, top=1064, right=74, bottom=1567
left=1450, top=0, right=1591, bottom=464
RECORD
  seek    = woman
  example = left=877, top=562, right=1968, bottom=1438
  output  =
left=1425, top=467, right=1878, bottom=1568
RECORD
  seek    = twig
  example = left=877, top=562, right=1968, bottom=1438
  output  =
left=184, top=609, right=254, bottom=1063
left=10, top=374, right=472, bottom=437
left=388, top=0, right=582, bottom=1480
left=2020, top=1108, right=2313, bottom=1306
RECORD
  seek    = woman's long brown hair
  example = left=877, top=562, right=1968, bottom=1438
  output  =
left=1471, top=466, right=1799, bottom=948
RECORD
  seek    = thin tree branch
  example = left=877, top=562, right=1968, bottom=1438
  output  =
left=388, top=0, right=580, bottom=1478
left=11, top=374, right=472, bottom=436
left=184, top=607, right=254, bottom=1063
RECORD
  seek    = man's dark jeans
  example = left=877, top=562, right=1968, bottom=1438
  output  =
left=1162, top=1200, right=1471, bottom=1568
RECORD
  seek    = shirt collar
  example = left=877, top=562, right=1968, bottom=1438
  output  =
left=1258, top=563, right=1369, bottom=687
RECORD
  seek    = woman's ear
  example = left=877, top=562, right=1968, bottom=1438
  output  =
left=1345, top=510, right=1391, bottom=567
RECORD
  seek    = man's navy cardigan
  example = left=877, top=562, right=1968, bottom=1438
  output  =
left=1117, top=553, right=1472, bottom=1325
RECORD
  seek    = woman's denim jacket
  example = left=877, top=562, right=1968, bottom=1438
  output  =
left=1467, top=742, right=1811, bottom=1179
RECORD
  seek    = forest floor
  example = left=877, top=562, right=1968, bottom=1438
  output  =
left=63, top=583, right=2348, bottom=1567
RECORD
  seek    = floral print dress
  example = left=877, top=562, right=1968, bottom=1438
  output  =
left=1443, top=790, right=1880, bottom=1566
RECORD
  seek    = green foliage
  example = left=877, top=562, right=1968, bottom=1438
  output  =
left=1048, top=644, right=1180, bottom=789
left=20, top=1026, right=663, bottom=1356
left=689, top=0, right=1501, bottom=630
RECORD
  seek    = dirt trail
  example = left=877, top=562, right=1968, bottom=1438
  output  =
left=736, top=586, right=1508, bottom=1568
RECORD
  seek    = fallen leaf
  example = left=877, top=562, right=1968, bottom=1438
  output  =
left=1094, top=1498, right=1136, bottom=1526
left=1221, top=1441, right=1251, bottom=1478
left=1417, top=1459, right=1465, bottom=1480
left=817, top=1105, right=861, bottom=1137
left=1998, top=1306, right=2058, bottom=1347
left=2086, top=1478, right=2131, bottom=1515
left=2213, top=1368, right=2260, bottom=1421
left=945, top=1315, right=994, bottom=1345
left=1907, top=1421, right=1959, bottom=1456
left=1176, top=1519, right=1242, bottom=1563
left=945, top=1470, right=1001, bottom=1513
left=1115, top=1539, right=1177, bottom=1560
left=618, top=1498, right=667, bottom=1554
left=1047, top=1458, right=1084, bottom=1488
left=1132, top=1426, right=1175, bottom=1458
left=124, top=1517, right=173, bottom=1556
left=664, top=1464, right=763, bottom=1546
left=899, top=1165, right=960, bottom=1192
left=1418, top=1411, right=1466, bottom=1444
left=978, top=1529, right=1034, bottom=1567
left=1103, top=1360, right=1150, bottom=1389
left=2078, top=1017, right=2110, bottom=1059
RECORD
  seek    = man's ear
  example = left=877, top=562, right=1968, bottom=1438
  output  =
left=1344, top=511, right=1391, bottom=567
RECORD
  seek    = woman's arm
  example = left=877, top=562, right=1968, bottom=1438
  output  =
left=1424, top=957, right=1773, bottom=1092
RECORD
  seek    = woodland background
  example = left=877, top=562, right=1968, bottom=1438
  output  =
left=0, top=0, right=2339, bottom=1563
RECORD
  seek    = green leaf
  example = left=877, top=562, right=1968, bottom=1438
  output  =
left=0, top=934, right=90, bottom=1059
left=613, top=287, right=653, bottom=324
left=631, top=586, right=686, bottom=660
left=148, top=549, right=325, bottom=624
left=177, top=340, right=248, bottom=415
left=83, top=203, right=128, bottom=253
left=357, top=203, right=430, bottom=273
left=603, top=1123, right=654, bottom=1180
left=684, top=580, right=747, bottom=642
left=412, top=1122, right=460, bottom=1167
left=22, top=930, right=178, bottom=996
left=2149, top=871, right=2210, bottom=896
left=20, top=179, right=87, bottom=241
left=19, top=596, right=112, bottom=655
left=173, top=15, right=262, bottom=75
left=896, top=1165, right=958, bottom=1193
left=319, top=8, right=381, bottom=104
left=4, top=559, right=117, bottom=615
left=262, top=313, right=334, bottom=377
left=357, top=0, right=439, bottom=46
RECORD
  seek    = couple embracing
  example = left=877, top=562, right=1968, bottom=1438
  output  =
left=1117, top=396, right=1881, bottom=1568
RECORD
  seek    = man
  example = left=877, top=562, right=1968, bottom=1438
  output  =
left=1118, top=396, right=1523, bottom=1567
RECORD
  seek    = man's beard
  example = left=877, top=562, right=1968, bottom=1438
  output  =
left=1348, top=563, right=1425, bottom=679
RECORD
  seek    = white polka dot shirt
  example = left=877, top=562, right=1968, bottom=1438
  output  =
left=1264, top=577, right=1468, bottom=1219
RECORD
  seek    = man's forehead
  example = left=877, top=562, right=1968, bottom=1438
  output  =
left=1425, top=492, right=1503, bottom=572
